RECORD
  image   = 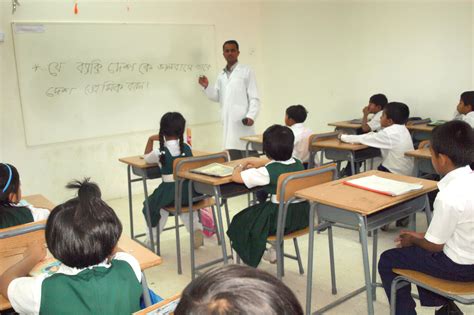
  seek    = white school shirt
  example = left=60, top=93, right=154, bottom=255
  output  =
left=7, top=252, right=141, bottom=315
left=425, top=166, right=474, bottom=265
left=14, top=202, right=50, bottom=222
left=367, top=111, right=383, bottom=132
left=144, top=139, right=186, bottom=165
left=460, top=112, right=474, bottom=128
left=290, top=123, right=313, bottom=162
left=240, top=158, right=296, bottom=189
left=204, top=63, right=260, bottom=150
left=341, top=124, right=414, bottom=175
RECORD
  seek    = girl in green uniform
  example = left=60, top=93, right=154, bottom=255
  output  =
left=0, top=163, right=49, bottom=229
left=0, top=179, right=143, bottom=314
left=227, top=125, right=310, bottom=267
left=142, top=112, right=203, bottom=247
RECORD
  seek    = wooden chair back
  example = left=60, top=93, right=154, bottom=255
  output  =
left=133, top=293, right=181, bottom=314
left=308, top=131, right=339, bottom=152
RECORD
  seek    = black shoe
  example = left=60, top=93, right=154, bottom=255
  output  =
left=396, top=217, right=409, bottom=227
left=381, top=224, right=390, bottom=231
left=435, top=301, right=463, bottom=315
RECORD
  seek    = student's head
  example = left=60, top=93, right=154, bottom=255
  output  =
left=159, top=112, right=186, bottom=165
left=430, top=120, right=474, bottom=175
left=380, top=102, right=410, bottom=127
left=174, top=265, right=303, bottom=315
left=457, top=91, right=474, bottom=115
left=368, top=94, right=388, bottom=113
left=285, top=104, right=308, bottom=126
left=46, top=178, right=122, bottom=269
left=222, top=40, right=240, bottom=66
left=0, top=163, right=21, bottom=206
left=262, top=124, right=294, bottom=161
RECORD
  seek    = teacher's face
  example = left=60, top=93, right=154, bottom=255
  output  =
left=223, top=43, right=239, bottom=65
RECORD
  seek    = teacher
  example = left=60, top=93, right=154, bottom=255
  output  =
left=198, top=40, right=260, bottom=160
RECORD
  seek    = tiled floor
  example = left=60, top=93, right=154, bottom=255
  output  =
left=107, top=193, right=474, bottom=315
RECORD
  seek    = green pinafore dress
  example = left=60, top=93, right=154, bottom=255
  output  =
left=0, top=204, right=34, bottom=229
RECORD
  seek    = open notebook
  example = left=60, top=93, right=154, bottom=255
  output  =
left=343, top=175, right=423, bottom=196
left=29, top=257, right=61, bottom=277
left=190, top=163, right=234, bottom=177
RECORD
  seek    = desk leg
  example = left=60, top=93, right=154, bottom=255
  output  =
left=214, top=186, right=229, bottom=265
left=142, top=175, right=155, bottom=252
left=141, top=272, right=152, bottom=307
left=371, top=228, right=378, bottom=301
left=306, top=202, right=317, bottom=315
left=189, top=180, right=196, bottom=279
left=358, top=215, right=374, bottom=315
left=127, top=165, right=134, bottom=239
left=350, top=152, right=356, bottom=175
left=245, top=142, right=251, bottom=157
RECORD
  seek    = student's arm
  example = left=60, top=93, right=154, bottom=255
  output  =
left=144, top=134, right=160, bottom=154
left=341, top=129, right=392, bottom=149
left=360, top=106, right=372, bottom=133
left=244, top=68, right=260, bottom=125
left=418, top=139, right=430, bottom=149
left=0, top=241, right=46, bottom=298
left=396, top=231, right=444, bottom=252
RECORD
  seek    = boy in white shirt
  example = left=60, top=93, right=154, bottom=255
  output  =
left=285, top=105, right=313, bottom=164
left=360, top=93, right=388, bottom=133
left=378, top=120, right=474, bottom=315
left=455, top=91, right=474, bottom=128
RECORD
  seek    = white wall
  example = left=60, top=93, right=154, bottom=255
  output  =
left=1, top=0, right=472, bottom=202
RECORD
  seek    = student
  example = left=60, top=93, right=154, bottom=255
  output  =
left=454, top=91, right=474, bottom=127
left=227, top=125, right=309, bottom=267
left=0, top=179, right=143, bottom=314
left=285, top=104, right=313, bottom=163
left=378, top=120, right=474, bottom=315
left=143, top=112, right=203, bottom=248
left=360, top=93, right=388, bottom=133
left=340, top=102, right=414, bottom=176
left=0, top=163, right=49, bottom=229
left=175, top=264, right=303, bottom=315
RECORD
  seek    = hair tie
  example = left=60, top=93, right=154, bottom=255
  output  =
left=2, top=164, right=12, bottom=193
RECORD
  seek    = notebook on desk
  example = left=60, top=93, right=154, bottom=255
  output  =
left=427, top=120, right=447, bottom=126
left=343, top=175, right=423, bottom=196
left=190, top=163, right=234, bottom=177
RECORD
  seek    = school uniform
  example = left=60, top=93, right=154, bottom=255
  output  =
left=290, top=123, right=313, bottom=163
left=0, top=204, right=49, bottom=229
left=341, top=124, right=414, bottom=175
left=226, top=158, right=309, bottom=267
left=8, top=252, right=142, bottom=315
left=378, top=165, right=474, bottom=315
left=367, top=111, right=383, bottom=132
left=460, top=111, right=474, bottom=128
left=143, top=140, right=201, bottom=233
left=204, top=63, right=260, bottom=150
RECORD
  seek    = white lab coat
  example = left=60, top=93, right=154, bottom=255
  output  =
left=204, top=63, right=260, bottom=150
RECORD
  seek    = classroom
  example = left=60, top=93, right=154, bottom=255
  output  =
left=0, top=0, right=473, bottom=314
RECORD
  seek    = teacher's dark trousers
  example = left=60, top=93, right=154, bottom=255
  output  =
left=378, top=246, right=474, bottom=315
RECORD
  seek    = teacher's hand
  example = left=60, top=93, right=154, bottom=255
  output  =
left=242, top=118, right=254, bottom=126
left=198, top=75, right=209, bottom=88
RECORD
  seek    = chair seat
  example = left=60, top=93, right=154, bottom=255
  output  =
left=267, top=227, right=309, bottom=241
left=164, top=197, right=215, bottom=213
left=393, top=268, right=474, bottom=295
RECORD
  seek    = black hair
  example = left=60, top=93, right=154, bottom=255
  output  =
left=286, top=104, right=308, bottom=123
left=369, top=94, right=388, bottom=109
left=383, top=102, right=410, bottom=124
left=222, top=40, right=239, bottom=51
left=175, top=265, right=303, bottom=315
left=262, top=125, right=294, bottom=161
left=0, top=163, right=20, bottom=206
left=431, top=120, right=474, bottom=167
left=460, top=91, right=474, bottom=108
left=46, top=178, right=122, bottom=269
left=158, top=112, right=186, bottom=166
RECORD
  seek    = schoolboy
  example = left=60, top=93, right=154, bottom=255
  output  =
left=285, top=104, right=313, bottom=163
left=455, top=91, right=474, bottom=127
left=340, top=102, right=414, bottom=176
left=360, top=93, right=388, bottom=133
left=378, top=120, right=474, bottom=315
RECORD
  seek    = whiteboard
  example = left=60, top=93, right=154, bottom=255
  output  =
left=12, top=22, right=218, bottom=146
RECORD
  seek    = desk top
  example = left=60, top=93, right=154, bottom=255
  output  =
left=328, top=120, right=362, bottom=129
left=240, top=134, right=263, bottom=144
left=311, top=138, right=368, bottom=151
left=405, top=147, right=432, bottom=160
left=119, top=150, right=212, bottom=169
left=406, top=123, right=435, bottom=132
left=295, top=170, right=438, bottom=215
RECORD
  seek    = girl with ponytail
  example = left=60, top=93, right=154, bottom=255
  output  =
left=143, top=112, right=203, bottom=248
left=0, top=163, right=49, bottom=228
left=1, top=178, right=142, bottom=314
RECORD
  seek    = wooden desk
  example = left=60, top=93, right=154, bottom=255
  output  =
left=407, top=123, right=435, bottom=144
left=406, top=123, right=435, bottom=133
left=328, top=120, right=362, bottom=135
left=0, top=195, right=161, bottom=311
left=405, top=147, right=435, bottom=177
left=295, top=171, right=438, bottom=315
left=240, top=134, right=263, bottom=156
left=118, top=150, right=211, bottom=251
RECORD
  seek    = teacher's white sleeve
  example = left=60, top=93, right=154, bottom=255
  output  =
left=245, top=68, right=260, bottom=121
left=204, top=79, right=220, bottom=103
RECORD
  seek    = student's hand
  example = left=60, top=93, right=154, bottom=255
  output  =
left=418, top=140, right=430, bottom=149
left=395, top=230, right=423, bottom=248
left=362, top=106, right=370, bottom=117
left=24, top=241, right=46, bottom=263
left=198, top=75, right=209, bottom=88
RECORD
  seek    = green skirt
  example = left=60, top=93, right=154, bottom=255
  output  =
left=143, top=180, right=195, bottom=227
left=227, top=201, right=309, bottom=267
